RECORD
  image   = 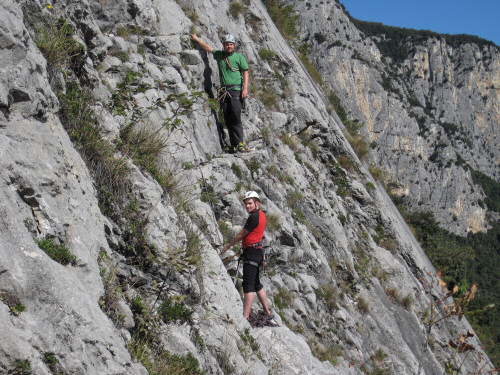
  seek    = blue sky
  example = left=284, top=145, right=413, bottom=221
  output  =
left=340, top=0, right=500, bottom=47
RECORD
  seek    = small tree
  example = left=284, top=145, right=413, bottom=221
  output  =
left=417, top=272, right=493, bottom=374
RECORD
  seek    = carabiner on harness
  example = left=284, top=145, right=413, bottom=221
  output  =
left=217, top=87, right=232, bottom=103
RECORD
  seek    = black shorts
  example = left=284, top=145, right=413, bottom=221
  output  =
left=242, top=262, right=263, bottom=293
left=242, top=247, right=263, bottom=293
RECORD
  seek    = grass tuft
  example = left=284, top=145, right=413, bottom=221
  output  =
left=36, top=237, right=78, bottom=265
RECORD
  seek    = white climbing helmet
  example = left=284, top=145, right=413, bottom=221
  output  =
left=242, top=191, right=260, bottom=202
left=223, top=34, right=236, bottom=44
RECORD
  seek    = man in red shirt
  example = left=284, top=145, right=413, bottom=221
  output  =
left=222, top=191, right=271, bottom=319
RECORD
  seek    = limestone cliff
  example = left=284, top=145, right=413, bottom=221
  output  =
left=0, top=0, right=496, bottom=374
left=292, top=0, right=500, bottom=235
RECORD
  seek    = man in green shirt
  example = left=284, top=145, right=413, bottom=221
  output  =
left=191, top=33, right=249, bottom=153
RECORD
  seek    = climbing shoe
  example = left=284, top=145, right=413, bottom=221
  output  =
left=227, top=146, right=238, bottom=154
left=237, top=143, right=247, bottom=153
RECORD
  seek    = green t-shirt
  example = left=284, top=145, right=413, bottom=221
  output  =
left=213, top=50, right=248, bottom=89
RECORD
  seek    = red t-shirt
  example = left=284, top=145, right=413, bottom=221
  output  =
left=242, top=209, right=266, bottom=247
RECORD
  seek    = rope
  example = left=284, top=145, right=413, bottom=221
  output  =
left=248, top=309, right=278, bottom=328
left=225, top=57, right=240, bottom=72
left=217, top=87, right=232, bottom=103
left=222, top=251, right=239, bottom=263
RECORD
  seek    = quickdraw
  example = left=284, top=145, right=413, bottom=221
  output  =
left=216, top=86, right=232, bottom=103
left=217, top=85, right=242, bottom=103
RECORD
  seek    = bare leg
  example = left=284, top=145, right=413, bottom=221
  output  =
left=243, top=292, right=254, bottom=319
left=256, top=288, right=271, bottom=315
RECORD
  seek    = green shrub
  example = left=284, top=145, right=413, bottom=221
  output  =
left=258, top=49, right=275, bottom=60
left=299, top=54, right=323, bottom=84
left=261, top=126, right=271, bottom=142
left=42, top=353, right=58, bottom=370
left=262, top=0, right=298, bottom=40
left=405, top=211, right=474, bottom=285
left=36, top=237, right=78, bottom=265
left=286, top=190, right=303, bottom=207
left=316, top=285, right=338, bottom=312
left=240, top=328, right=261, bottom=356
left=337, top=155, right=356, bottom=173
left=187, top=11, right=199, bottom=23
left=369, top=164, right=384, bottom=181
left=292, top=207, right=306, bottom=223
left=98, top=253, right=126, bottom=325
left=373, top=223, right=386, bottom=245
left=28, top=13, right=83, bottom=71
left=130, top=341, right=203, bottom=375
left=470, top=168, right=500, bottom=212
left=356, top=295, right=370, bottom=314
left=344, top=119, right=363, bottom=136
left=59, top=81, right=130, bottom=215
left=279, top=132, right=298, bottom=150
left=309, top=339, right=343, bottom=366
left=266, top=213, right=281, bottom=232
left=231, top=163, right=243, bottom=179
left=183, top=224, right=203, bottom=266
left=314, top=32, right=327, bottom=44
left=116, top=24, right=148, bottom=39
left=338, top=213, right=347, bottom=225
left=266, top=165, right=293, bottom=184
left=110, top=50, right=130, bottom=63
left=342, top=121, right=369, bottom=161
left=379, top=237, right=397, bottom=254
left=229, top=1, right=246, bottom=18
left=158, top=297, right=193, bottom=324
left=401, top=294, right=413, bottom=310
left=1, top=292, right=26, bottom=316
left=131, top=296, right=147, bottom=315
left=309, top=141, right=320, bottom=159
left=326, top=90, right=347, bottom=122
left=128, top=297, right=203, bottom=374
left=255, top=88, right=278, bottom=109
left=273, top=288, right=294, bottom=310
left=245, top=157, right=260, bottom=174
left=12, top=359, right=31, bottom=375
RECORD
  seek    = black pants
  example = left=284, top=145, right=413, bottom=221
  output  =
left=219, top=89, right=243, bottom=147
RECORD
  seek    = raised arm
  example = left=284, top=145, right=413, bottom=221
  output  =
left=191, top=34, right=214, bottom=54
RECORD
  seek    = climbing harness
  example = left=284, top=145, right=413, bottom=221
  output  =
left=243, top=243, right=267, bottom=273
left=217, top=85, right=242, bottom=104
left=221, top=244, right=269, bottom=285
left=216, top=86, right=232, bottom=103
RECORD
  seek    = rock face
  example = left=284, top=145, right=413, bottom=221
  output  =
left=292, top=0, right=500, bottom=235
left=0, top=0, right=496, bottom=375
